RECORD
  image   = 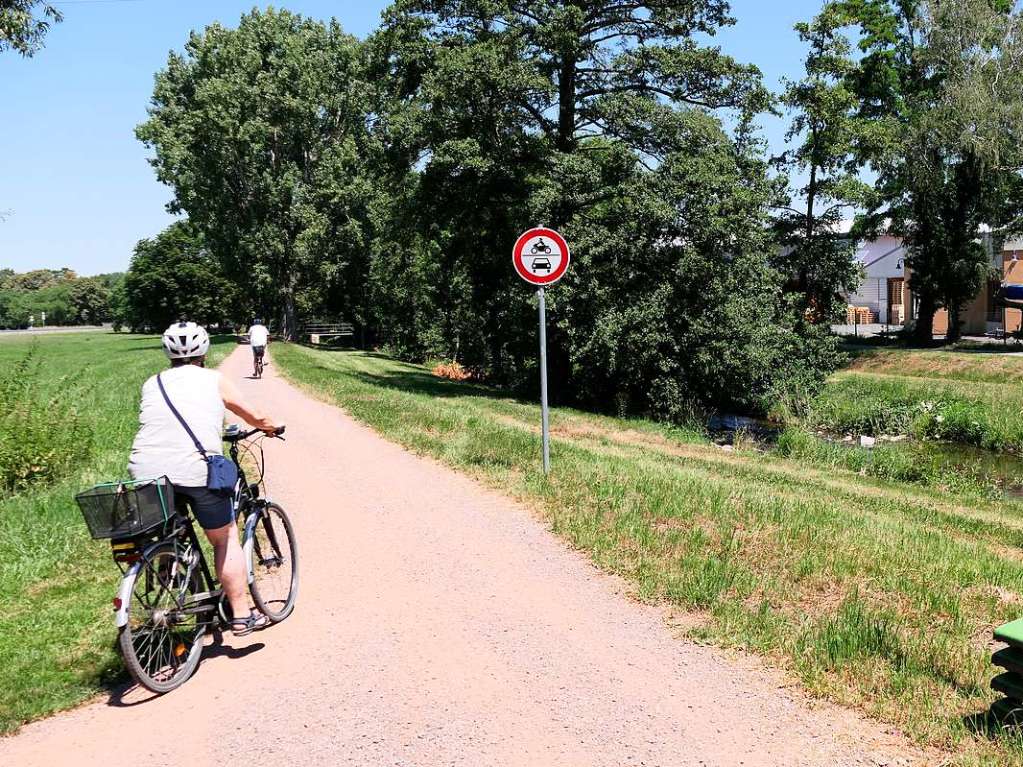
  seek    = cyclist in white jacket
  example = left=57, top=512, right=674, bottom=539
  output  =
left=248, top=319, right=269, bottom=375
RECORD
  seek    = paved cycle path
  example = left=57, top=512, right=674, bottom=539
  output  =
left=1, top=347, right=927, bottom=766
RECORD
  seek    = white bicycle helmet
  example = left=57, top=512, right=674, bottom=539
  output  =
left=162, top=321, right=210, bottom=360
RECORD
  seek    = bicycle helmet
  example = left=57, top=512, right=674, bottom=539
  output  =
left=162, top=321, right=210, bottom=360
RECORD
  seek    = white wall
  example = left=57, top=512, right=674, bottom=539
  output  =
left=845, top=236, right=907, bottom=323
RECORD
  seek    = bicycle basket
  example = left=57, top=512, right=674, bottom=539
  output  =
left=75, top=477, right=174, bottom=540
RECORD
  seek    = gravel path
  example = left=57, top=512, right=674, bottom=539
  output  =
left=0, top=347, right=930, bottom=766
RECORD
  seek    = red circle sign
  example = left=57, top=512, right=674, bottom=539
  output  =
left=513, top=227, right=570, bottom=286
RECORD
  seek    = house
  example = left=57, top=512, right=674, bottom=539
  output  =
left=844, top=235, right=1023, bottom=336
left=844, top=235, right=909, bottom=325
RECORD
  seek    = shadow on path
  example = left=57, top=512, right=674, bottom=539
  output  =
left=105, top=635, right=265, bottom=709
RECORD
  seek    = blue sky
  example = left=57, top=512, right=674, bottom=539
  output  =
left=0, top=0, right=820, bottom=275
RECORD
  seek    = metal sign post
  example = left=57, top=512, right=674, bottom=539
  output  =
left=513, top=227, right=570, bottom=475
left=538, top=287, right=550, bottom=473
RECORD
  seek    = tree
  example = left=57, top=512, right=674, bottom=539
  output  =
left=825, top=0, right=1023, bottom=342
left=774, top=8, right=869, bottom=324
left=67, top=277, right=111, bottom=324
left=4, top=268, right=75, bottom=291
left=0, top=268, right=74, bottom=327
left=0, top=268, right=118, bottom=328
left=368, top=0, right=840, bottom=416
left=137, top=9, right=374, bottom=340
left=0, top=0, right=62, bottom=56
left=122, top=221, right=240, bottom=332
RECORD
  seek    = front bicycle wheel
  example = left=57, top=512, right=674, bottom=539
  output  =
left=248, top=502, right=298, bottom=622
left=118, top=543, right=206, bottom=693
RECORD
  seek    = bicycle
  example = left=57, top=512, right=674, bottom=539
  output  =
left=75, top=425, right=297, bottom=694
left=253, top=347, right=265, bottom=379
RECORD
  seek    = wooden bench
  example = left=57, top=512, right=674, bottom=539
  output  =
left=303, top=322, right=355, bottom=346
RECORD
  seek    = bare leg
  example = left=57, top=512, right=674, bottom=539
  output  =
left=205, top=522, right=250, bottom=620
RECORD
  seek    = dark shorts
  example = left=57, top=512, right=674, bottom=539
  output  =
left=175, top=486, right=235, bottom=530
left=252, top=345, right=265, bottom=358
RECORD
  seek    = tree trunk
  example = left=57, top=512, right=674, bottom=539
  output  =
left=281, top=289, right=298, bottom=341
left=557, top=55, right=577, bottom=153
left=946, top=304, right=961, bottom=344
left=912, top=292, right=937, bottom=345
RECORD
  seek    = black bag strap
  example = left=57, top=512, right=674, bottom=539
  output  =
left=156, top=373, right=209, bottom=461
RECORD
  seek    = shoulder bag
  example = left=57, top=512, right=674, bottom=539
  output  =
left=156, top=373, right=238, bottom=494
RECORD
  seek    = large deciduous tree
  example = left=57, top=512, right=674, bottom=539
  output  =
left=121, top=221, right=240, bottom=332
left=369, top=0, right=837, bottom=416
left=137, top=9, right=374, bottom=339
left=67, top=277, right=111, bottom=324
left=825, top=0, right=1023, bottom=342
left=0, top=0, right=61, bottom=57
left=774, top=8, right=869, bottom=324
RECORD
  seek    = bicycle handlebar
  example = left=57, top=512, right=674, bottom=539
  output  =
left=224, top=424, right=286, bottom=442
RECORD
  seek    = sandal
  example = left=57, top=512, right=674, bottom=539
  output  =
left=230, top=609, right=271, bottom=637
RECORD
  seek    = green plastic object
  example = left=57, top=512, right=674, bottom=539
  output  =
left=992, top=672, right=1023, bottom=700
left=994, top=647, right=1023, bottom=676
left=994, top=619, right=1023, bottom=649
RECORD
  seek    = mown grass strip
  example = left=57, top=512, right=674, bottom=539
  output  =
left=274, top=343, right=1023, bottom=767
left=848, top=347, right=1023, bottom=385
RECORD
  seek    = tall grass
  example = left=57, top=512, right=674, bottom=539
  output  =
left=775, top=425, right=1014, bottom=497
left=811, top=372, right=1023, bottom=450
left=848, top=347, right=1023, bottom=385
left=274, top=343, right=1023, bottom=767
left=0, top=343, right=93, bottom=495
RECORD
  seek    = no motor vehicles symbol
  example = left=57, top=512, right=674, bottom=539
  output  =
left=513, top=227, right=570, bottom=286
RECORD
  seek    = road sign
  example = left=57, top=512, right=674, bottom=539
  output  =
left=513, top=227, right=570, bottom=286
left=514, top=227, right=571, bottom=474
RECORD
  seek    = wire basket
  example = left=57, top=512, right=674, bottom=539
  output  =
left=75, top=477, right=174, bottom=540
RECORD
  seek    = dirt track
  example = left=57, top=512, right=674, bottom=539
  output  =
left=0, top=347, right=929, bottom=766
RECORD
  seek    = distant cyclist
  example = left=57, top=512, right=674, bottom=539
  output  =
left=248, top=318, right=269, bottom=378
left=128, top=321, right=283, bottom=636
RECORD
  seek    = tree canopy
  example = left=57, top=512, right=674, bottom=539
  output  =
left=132, top=2, right=872, bottom=419
left=773, top=7, right=869, bottom=324
left=821, top=0, right=1023, bottom=341
left=120, top=221, right=239, bottom=332
left=0, top=268, right=120, bottom=328
left=363, top=0, right=839, bottom=414
left=0, top=0, right=61, bottom=56
left=136, top=9, right=375, bottom=340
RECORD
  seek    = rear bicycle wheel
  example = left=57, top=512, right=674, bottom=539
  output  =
left=118, top=543, right=206, bottom=693
left=248, top=502, right=298, bottom=622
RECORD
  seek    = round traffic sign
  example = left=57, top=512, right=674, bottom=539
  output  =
left=513, top=227, right=570, bottom=286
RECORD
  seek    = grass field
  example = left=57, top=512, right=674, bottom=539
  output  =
left=848, top=347, right=1023, bottom=384
left=273, top=343, right=1023, bottom=767
left=0, top=332, right=232, bottom=734
left=806, top=347, right=1023, bottom=451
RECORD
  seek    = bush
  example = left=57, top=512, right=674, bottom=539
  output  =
left=808, top=375, right=1023, bottom=450
left=432, top=360, right=472, bottom=382
left=774, top=425, right=1002, bottom=496
left=0, top=345, right=93, bottom=496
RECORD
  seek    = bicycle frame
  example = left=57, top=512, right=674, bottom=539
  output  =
left=113, top=516, right=215, bottom=628
left=112, top=429, right=280, bottom=628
